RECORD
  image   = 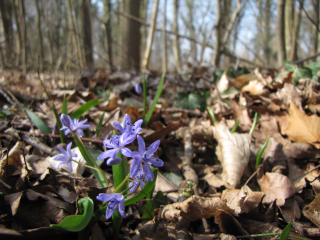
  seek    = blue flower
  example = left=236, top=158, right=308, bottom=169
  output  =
left=53, top=142, right=77, bottom=172
left=129, top=170, right=148, bottom=193
left=60, top=114, right=91, bottom=137
left=97, top=131, right=135, bottom=165
left=135, top=84, right=142, bottom=94
left=113, top=114, right=143, bottom=137
left=130, top=136, right=163, bottom=181
left=96, top=193, right=126, bottom=219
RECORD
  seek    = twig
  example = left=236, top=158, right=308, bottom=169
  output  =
left=298, top=0, right=320, bottom=33
left=161, top=107, right=206, bottom=117
left=20, top=133, right=59, bottom=156
left=294, top=52, right=320, bottom=65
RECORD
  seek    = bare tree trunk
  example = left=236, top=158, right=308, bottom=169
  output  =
left=142, top=0, right=159, bottom=69
left=35, top=0, right=44, bottom=71
left=185, top=0, right=196, bottom=63
left=290, top=0, right=304, bottom=61
left=285, top=0, right=294, bottom=57
left=312, top=0, right=319, bottom=57
left=119, top=0, right=141, bottom=70
left=162, top=0, right=167, bottom=73
left=0, top=0, right=14, bottom=65
left=13, top=0, right=26, bottom=74
left=173, top=0, right=182, bottom=72
left=67, top=0, right=84, bottom=68
left=277, top=0, right=286, bottom=66
left=103, top=0, right=113, bottom=70
left=212, top=0, right=222, bottom=68
left=263, top=0, right=272, bottom=66
left=140, top=0, right=149, bottom=68
left=82, top=0, right=94, bottom=68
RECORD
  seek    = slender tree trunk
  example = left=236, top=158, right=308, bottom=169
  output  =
left=186, top=0, right=196, bottom=63
left=82, top=0, right=94, bottom=68
left=285, top=0, right=294, bottom=57
left=67, top=0, right=84, bottom=68
left=119, top=0, right=141, bottom=70
left=173, top=0, right=182, bottom=72
left=277, top=0, right=286, bottom=66
left=290, top=0, right=304, bottom=61
left=35, top=0, right=44, bottom=71
left=140, top=0, right=149, bottom=68
left=103, top=0, right=113, bottom=70
left=142, top=0, right=159, bottom=69
left=162, top=0, right=167, bottom=73
left=212, top=0, right=222, bottom=68
left=0, top=0, right=14, bottom=65
left=312, top=0, right=319, bottom=57
left=264, top=0, right=272, bottom=66
left=13, top=0, right=26, bottom=74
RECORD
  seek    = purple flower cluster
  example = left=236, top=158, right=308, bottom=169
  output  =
left=59, top=113, right=164, bottom=220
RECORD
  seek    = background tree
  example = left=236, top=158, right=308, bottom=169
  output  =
left=277, top=0, right=286, bottom=66
left=82, top=0, right=94, bottom=68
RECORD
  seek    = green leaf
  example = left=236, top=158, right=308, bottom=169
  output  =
left=307, top=60, right=320, bottom=81
left=256, top=135, right=270, bottom=171
left=231, top=119, right=239, bottom=133
left=162, top=172, right=182, bottom=188
left=51, top=197, right=94, bottom=232
left=70, top=99, right=104, bottom=119
left=96, top=112, right=105, bottom=137
left=173, top=92, right=207, bottom=112
left=283, top=60, right=296, bottom=71
left=206, top=106, right=216, bottom=123
left=24, top=108, right=51, bottom=134
left=0, top=109, right=11, bottom=116
left=294, top=67, right=313, bottom=85
left=142, top=73, right=165, bottom=128
left=141, top=191, right=166, bottom=219
left=62, top=94, right=68, bottom=115
left=125, top=168, right=158, bottom=206
left=52, top=102, right=65, bottom=143
left=73, top=136, right=108, bottom=188
left=279, top=222, right=292, bottom=240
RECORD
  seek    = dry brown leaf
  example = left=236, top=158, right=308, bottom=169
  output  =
left=160, top=195, right=233, bottom=223
left=241, top=79, right=265, bottom=95
left=283, top=142, right=320, bottom=159
left=277, top=83, right=302, bottom=108
left=303, top=193, right=320, bottom=228
left=203, top=172, right=234, bottom=190
left=221, top=185, right=264, bottom=214
left=279, top=198, right=301, bottom=223
left=215, top=210, right=250, bottom=237
left=286, top=102, right=320, bottom=148
left=234, top=73, right=256, bottom=89
left=214, top=121, right=252, bottom=187
left=259, top=172, right=295, bottom=206
left=217, top=71, right=230, bottom=93
left=231, top=100, right=252, bottom=132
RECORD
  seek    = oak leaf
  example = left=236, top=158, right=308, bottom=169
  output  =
left=286, top=102, right=320, bottom=148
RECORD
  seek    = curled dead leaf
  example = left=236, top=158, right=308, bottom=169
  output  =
left=214, top=121, right=252, bottom=187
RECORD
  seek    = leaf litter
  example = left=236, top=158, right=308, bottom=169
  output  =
left=0, top=68, right=320, bottom=239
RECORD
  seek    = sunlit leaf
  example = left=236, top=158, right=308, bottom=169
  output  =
left=279, top=222, right=292, bottom=240
left=70, top=99, right=104, bottom=119
left=174, top=92, right=207, bottom=112
left=24, top=108, right=51, bottom=134
left=283, top=60, right=296, bottom=71
left=51, top=197, right=93, bottom=232
left=294, top=67, right=312, bottom=85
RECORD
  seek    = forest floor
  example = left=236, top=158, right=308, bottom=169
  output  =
left=0, top=65, right=320, bottom=240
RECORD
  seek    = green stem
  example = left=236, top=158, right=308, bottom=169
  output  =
left=206, top=106, right=216, bottom=123
left=112, top=173, right=130, bottom=193
left=249, top=112, right=258, bottom=135
left=73, top=134, right=108, bottom=188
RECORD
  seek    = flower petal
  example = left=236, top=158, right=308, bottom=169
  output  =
left=63, top=129, right=71, bottom=136
left=137, top=135, right=145, bottom=156
left=103, top=139, right=118, bottom=148
left=130, top=159, right=141, bottom=178
left=106, top=157, right=122, bottom=165
left=105, top=207, right=116, bottom=219
left=120, top=148, right=131, bottom=158
left=123, top=114, right=132, bottom=132
left=66, top=142, right=72, bottom=156
left=145, top=157, right=163, bottom=167
left=135, top=84, right=142, bottom=94
left=57, top=145, right=68, bottom=156
left=130, top=151, right=140, bottom=160
left=118, top=199, right=126, bottom=218
left=68, top=161, right=73, bottom=172
left=54, top=155, right=68, bottom=161
left=119, top=132, right=135, bottom=146
left=60, top=114, right=71, bottom=127
left=97, top=149, right=119, bottom=160
left=142, top=162, right=154, bottom=181
left=145, top=140, right=160, bottom=156
left=129, top=181, right=139, bottom=193
left=96, top=193, right=115, bottom=202
left=76, top=129, right=84, bottom=137
left=113, top=122, right=124, bottom=133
